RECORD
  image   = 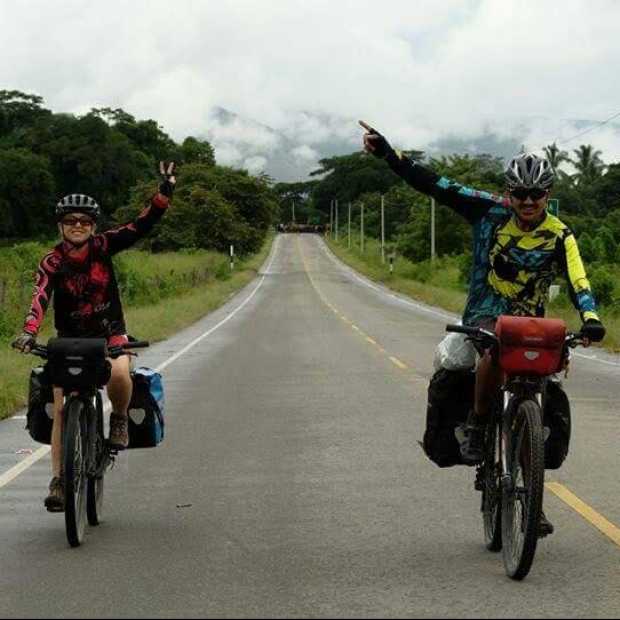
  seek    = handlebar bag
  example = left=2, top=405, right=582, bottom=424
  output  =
left=127, top=367, right=165, bottom=448
left=26, top=365, right=54, bottom=444
left=47, top=337, right=111, bottom=390
left=496, top=316, right=566, bottom=376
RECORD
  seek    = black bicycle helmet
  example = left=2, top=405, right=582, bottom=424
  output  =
left=504, top=153, right=554, bottom=190
left=55, top=194, right=101, bottom=221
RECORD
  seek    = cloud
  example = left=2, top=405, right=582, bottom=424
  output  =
left=2, top=0, right=619, bottom=176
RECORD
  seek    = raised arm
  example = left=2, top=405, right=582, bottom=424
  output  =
left=360, top=121, right=506, bottom=224
left=101, top=161, right=176, bottom=255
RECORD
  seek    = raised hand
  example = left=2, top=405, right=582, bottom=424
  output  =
left=359, top=120, right=393, bottom=158
left=158, top=161, right=177, bottom=198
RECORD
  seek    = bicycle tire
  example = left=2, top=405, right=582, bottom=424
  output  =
left=87, top=392, right=105, bottom=526
left=482, top=420, right=502, bottom=551
left=63, top=398, right=88, bottom=547
left=501, top=399, right=545, bottom=580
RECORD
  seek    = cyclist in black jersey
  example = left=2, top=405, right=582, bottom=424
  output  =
left=12, top=162, right=176, bottom=511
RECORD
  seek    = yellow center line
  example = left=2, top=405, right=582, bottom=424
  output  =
left=365, top=336, right=377, bottom=345
left=351, top=324, right=362, bottom=333
left=389, top=356, right=408, bottom=370
left=546, top=482, right=620, bottom=548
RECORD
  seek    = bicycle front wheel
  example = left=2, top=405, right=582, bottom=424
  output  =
left=501, top=399, right=545, bottom=580
left=87, top=392, right=105, bottom=526
left=63, top=398, right=88, bottom=547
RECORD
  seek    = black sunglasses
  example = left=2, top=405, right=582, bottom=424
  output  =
left=61, top=216, right=94, bottom=227
left=510, top=188, right=548, bottom=201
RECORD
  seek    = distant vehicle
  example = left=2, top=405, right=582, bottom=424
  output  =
left=277, top=223, right=325, bottom=234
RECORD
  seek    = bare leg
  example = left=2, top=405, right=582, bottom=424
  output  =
left=50, top=387, right=64, bottom=477
left=475, top=350, right=503, bottom=419
left=106, top=355, right=132, bottom=416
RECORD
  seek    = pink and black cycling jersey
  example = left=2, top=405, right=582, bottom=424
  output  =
left=23, top=194, right=169, bottom=338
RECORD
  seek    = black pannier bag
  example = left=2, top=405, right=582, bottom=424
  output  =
left=543, top=378, right=571, bottom=469
left=423, top=368, right=475, bottom=467
left=26, top=365, right=54, bottom=444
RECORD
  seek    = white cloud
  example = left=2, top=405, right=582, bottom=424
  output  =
left=2, top=0, right=619, bottom=176
left=243, top=156, right=268, bottom=175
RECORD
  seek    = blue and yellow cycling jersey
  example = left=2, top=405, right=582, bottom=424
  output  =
left=385, top=151, right=599, bottom=326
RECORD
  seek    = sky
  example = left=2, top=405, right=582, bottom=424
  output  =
left=2, top=0, right=620, bottom=178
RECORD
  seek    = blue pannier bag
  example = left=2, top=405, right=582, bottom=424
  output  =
left=127, top=367, right=165, bottom=448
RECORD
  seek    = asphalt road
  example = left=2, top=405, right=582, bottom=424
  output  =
left=0, top=233, right=618, bottom=618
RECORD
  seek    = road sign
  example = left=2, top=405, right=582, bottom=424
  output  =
left=547, top=198, right=559, bottom=216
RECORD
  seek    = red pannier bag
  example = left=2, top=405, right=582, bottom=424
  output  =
left=496, top=316, right=567, bottom=376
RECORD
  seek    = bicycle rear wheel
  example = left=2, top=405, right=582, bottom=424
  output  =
left=501, top=399, right=545, bottom=580
left=87, top=392, right=105, bottom=526
left=482, top=420, right=502, bottom=551
left=63, top=398, right=88, bottom=547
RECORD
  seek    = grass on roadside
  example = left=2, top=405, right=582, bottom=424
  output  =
left=0, top=234, right=273, bottom=420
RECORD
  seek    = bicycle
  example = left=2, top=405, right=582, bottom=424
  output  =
left=30, top=337, right=149, bottom=547
left=446, top=315, right=584, bottom=580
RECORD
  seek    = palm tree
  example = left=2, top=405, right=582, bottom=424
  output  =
left=543, top=142, right=569, bottom=170
left=571, top=144, right=606, bottom=185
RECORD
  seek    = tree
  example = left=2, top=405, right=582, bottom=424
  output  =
left=25, top=112, right=152, bottom=213
left=571, top=144, right=606, bottom=186
left=0, top=90, right=51, bottom=140
left=0, top=148, right=55, bottom=237
left=543, top=142, right=570, bottom=172
left=180, top=137, right=215, bottom=166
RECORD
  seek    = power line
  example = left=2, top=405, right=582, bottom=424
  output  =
left=553, top=109, right=620, bottom=147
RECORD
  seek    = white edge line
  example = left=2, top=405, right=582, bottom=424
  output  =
left=318, top=238, right=620, bottom=369
left=0, top=446, right=51, bottom=488
left=0, top=236, right=280, bottom=490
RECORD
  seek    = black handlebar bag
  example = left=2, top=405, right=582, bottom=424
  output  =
left=46, top=338, right=111, bottom=390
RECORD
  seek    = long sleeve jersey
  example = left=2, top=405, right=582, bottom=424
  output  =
left=384, top=150, right=599, bottom=326
left=23, top=194, right=169, bottom=338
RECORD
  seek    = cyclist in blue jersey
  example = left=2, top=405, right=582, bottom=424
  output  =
left=360, top=122, right=605, bottom=536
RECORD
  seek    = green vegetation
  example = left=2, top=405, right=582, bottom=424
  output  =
left=0, top=234, right=273, bottom=420
left=326, top=234, right=620, bottom=352
left=0, top=90, right=278, bottom=246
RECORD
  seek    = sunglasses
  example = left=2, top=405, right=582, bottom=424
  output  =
left=510, top=188, right=548, bottom=201
left=61, top=216, right=94, bottom=227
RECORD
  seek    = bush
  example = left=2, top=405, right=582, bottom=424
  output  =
left=589, top=266, right=615, bottom=307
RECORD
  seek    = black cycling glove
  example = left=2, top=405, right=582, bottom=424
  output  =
left=158, top=161, right=177, bottom=198
left=581, top=318, right=606, bottom=342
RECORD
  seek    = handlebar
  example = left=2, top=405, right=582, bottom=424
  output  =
left=446, top=324, right=586, bottom=350
left=28, top=340, right=150, bottom=360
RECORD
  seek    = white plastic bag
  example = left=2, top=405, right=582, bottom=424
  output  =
left=433, top=331, right=477, bottom=371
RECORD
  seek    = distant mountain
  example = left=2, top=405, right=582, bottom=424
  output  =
left=202, top=107, right=619, bottom=182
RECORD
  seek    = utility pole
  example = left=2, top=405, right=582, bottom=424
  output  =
left=292, top=200, right=295, bottom=223
left=330, top=199, right=334, bottom=238
left=381, top=195, right=385, bottom=264
left=348, top=202, right=351, bottom=249
left=335, top=199, right=339, bottom=241
left=431, top=197, right=436, bottom=262
left=360, top=202, right=365, bottom=253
